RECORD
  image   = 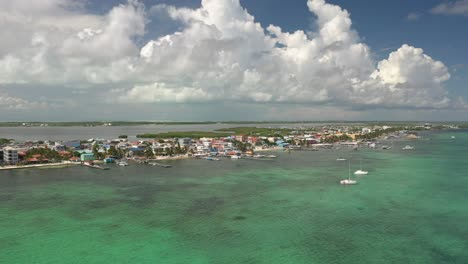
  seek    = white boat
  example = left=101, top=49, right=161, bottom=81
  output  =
left=204, top=157, right=220, bottom=161
left=354, top=159, right=368, bottom=175
left=451, top=136, right=456, bottom=139
left=341, top=161, right=357, bottom=185
left=336, top=157, right=347, bottom=161
left=266, top=155, right=277, bottom=158
left=253, top=154, right=266, bottom=158
left=340, top=179, right=357, bottom=185
left=402, top=145, right=414, bottom=150
left=231, top=155, right=241, bottom=159
left=118, top=160, right=129, bottom=166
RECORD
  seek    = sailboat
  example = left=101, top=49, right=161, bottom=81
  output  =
left=340, top=161, right=357, bottom=185
left=354, top=158, right=368, bottom=175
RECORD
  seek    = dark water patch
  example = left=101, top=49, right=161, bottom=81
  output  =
left=145, top=219, right=161, bottom=229
left=11, top=194, right=66, bottom=210
left=232, top=215, right=247, bottom=221
left=272, top=199, right=289, bottom=204
left=303, top=232, right=358, bottom=262
left=116, top=185, right=162, bottom=208
left=186, top=197, right=224, bottom=216
left=83, top=199, right=118, bottom=209
left=0, top=236, right=20, bottom=249
left=429, top=245, right=461, bottom=264
left=101, top=223, right=121, bottom=232
left=65, top=208, right=94, bottom=221
left=213, top=229, right=242, bottom=239
left=0, top=193, right=15, bottom=202
left=30, top=216, right=58, bottom=227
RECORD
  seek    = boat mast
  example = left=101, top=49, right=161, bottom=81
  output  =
left=348, top=160, right=351, bottom=180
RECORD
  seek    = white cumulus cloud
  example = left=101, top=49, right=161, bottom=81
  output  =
left=0, top=92, right=50, bottom=110
left=0, top=0, right=459, bottom=112
left=431, top=0, right=468, bottom=16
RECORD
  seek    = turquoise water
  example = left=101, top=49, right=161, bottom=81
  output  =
left=1, top=131, right=467, bottom=263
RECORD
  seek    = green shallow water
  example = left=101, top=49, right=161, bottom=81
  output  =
left=1, top=131, right=468, bottom=263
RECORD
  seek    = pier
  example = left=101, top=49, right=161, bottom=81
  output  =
left=149, top=162, right=172, bottom=168
left=82, top=163, right=110, bottom=170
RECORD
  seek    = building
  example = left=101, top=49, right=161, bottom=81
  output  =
left=63, top=140, right=81, bottom=149
left=3, top=147, right=19, bottom=165
left=178, top=138, right=192, bottom=146
left=361, top=128, right=372, bottom=134
left=80, top=153, right=95, bottom=162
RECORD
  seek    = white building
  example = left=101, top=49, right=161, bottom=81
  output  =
left=3, top=147, right=19, bottom=165
left=361, top=128, right=372, bottom=134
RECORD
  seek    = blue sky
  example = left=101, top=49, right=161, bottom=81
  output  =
left=0, top=0, right=467, bottom=121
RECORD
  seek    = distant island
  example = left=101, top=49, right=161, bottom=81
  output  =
left=1, top=121, right=468, bottom=128
left=0, top=122, right=462, bottom=170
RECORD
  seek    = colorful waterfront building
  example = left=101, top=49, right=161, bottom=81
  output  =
left=80, top=153, right=95, bottom=162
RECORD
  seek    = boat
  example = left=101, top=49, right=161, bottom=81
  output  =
left=451, top=136, right=456, bottom=139
left=336, top=157, right=347, bottom=161
left=340, top=161, right=357, bottom=185
left=204, top=157, right=220, bottom=161
left=402, top=145, right=414, bottom=150
left=354, top=158, right=368, bottom=175
left=266, top=155, right=277, bottom=158
left=231, top=155, right=241, bottom=159
left=253, top=154, right=266, bottom=158
left=150, top=162, right=172, bottom=168
left=118, top=160, right=129, bottom=166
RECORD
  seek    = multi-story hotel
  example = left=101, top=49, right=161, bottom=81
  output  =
left=3, top=147, right=19, bottom=165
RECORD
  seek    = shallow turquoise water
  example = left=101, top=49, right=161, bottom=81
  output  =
left=1, top=131, right=467, bottom=263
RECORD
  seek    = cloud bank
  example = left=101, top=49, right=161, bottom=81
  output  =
left=0, top=0, right=459, bottom=113
left=431, top=0, right=468, bottom=16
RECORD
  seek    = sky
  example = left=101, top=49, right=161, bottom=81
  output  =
left=0, top=0, right=467, bottom=121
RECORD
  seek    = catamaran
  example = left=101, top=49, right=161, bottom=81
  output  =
left=340, top=161, right=357, bottom=185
